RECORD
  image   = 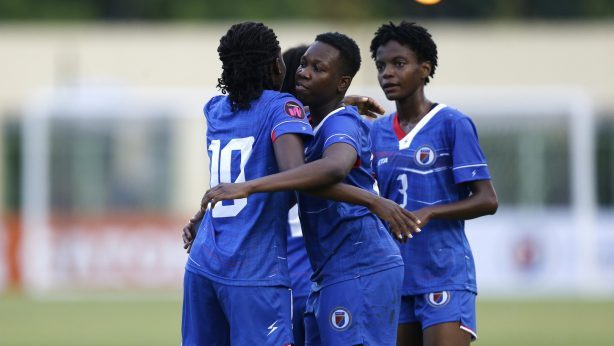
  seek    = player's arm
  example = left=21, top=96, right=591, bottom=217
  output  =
left=202, top=140, right=421, bottom=240
left=182, top=207, right=206, bottom=253
left=412, top=179, right=498, bottom=227
left=308, top=183, right=421, bottom=242
left=182, top=133, right=306, bottom=252
left=272, top=138, right=421, bottom=240
left=202, top=141, right=354, bottom=204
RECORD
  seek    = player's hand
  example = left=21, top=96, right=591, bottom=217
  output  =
left=201, top=182, right=251, bottom=209
left=411, top=208, right=432, bottom=228
left=342, top=95, right=386, bottom=119
left=183, top=208, right=205, bottom=253
left=369, top=196, right=421, bottom=243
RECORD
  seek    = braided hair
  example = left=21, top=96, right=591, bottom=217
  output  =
left=217, top=22, right=281, bottom=110
left=370, top=21, right=438, bottom=85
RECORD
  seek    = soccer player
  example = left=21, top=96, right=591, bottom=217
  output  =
left=182, top=23, right=418, bottom=345
left=369, top=21, right=499, bottom=345
left=181, top=22, right=313, bottom=346
left=281, top=44, right=312, bottom=346
left=282, top=43, right=391, bottom=346
left=202, top=32, right=416, bottom=346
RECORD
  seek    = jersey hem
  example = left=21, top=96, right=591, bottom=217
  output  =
left=185, top=263, right=291, bottom=287
left=401, top=284, right=477, bottom=296
left=313, top=262, right=404, bottom=290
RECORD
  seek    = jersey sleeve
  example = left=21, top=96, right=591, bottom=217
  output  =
left=451, top=117, right=491, bottom=183
left=320, top=110, right=361, bottom=155
left=269, top=96, right=313, bottom=142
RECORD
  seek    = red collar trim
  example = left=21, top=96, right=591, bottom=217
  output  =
left=392, top=113, right=407, bottom=141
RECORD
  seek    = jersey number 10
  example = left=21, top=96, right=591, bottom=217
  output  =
left=208, top=137, right=255, bottom=218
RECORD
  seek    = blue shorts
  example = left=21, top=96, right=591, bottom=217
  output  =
left=399, top=290, right=477, bottom=339
left=304, top=266, right=403, bottom=346
left=182, top=270, right=294, bottom=346
left=292, top=294, right=308, bottom=346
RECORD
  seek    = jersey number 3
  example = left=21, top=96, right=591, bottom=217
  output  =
left=397, top=173, right=408, bottom=208
left=208, top=137, right=255, bottom=218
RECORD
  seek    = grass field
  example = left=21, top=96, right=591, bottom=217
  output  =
left=1, top=293, right=613, bottom=345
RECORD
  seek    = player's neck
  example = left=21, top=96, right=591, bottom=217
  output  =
left=395, top=92, right=432, bottom=124
left=308, top=96, right=345, bottom=128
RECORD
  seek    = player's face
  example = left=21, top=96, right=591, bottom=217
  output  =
left=295, top=41, right=343, bottom=107
left=375, top=40, right=430, bottom=101
left=272, top=50, right=287, bottom=91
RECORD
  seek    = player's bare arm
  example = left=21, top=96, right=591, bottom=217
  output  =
left=182, top=208, right=205, bottom=253
left=342, top=95, right=385, bottom=119
left=309, top=183, right=421, bottom=242
left=412, top=179, right=498, bottom=227
left=202, top=142, right=355, bottom=207
left=201, top=141, right=422, bottom=239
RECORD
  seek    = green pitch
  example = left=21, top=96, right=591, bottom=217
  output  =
left=0, top=293, right=613, bottom=345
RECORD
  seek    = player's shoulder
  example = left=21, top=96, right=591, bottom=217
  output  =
left=334, top=105, right=361, bottom=120
left=434, top=105, right=482, bottom=142
left=437, top=104, right=473, bottom=122
left=372, top=112, right=395, bottom=126
left=322, top=106, right=366, bottom=130
left=203, top=95, right=232, bottom=123
left=371, top=112, right=395, bottom=132
left=261, top=90, right=307, bottom=120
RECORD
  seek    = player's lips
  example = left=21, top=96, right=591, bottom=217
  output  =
left=295, top=83, right=309, bottom=92
left=381, top=83, right=400, bottom=92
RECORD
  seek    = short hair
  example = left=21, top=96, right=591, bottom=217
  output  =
left=216, top=22, right=281, bottom=110
left=281, top=45, right=308, bottom=95
left=370, top=21, right=438, bottom=85
left=315, top=32, right=361, bottom=78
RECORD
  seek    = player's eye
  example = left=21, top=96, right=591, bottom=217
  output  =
left=395, top=61, right=406, bottom=68
left=375, top=63, right=384, bottom=72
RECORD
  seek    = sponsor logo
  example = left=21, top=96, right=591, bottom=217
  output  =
left=329, top=307, right=352, bottom=331
left=378, top=157, right=388, bottom=166
left=284, top=101, right=305, bottom=119
left=414, top=145, right=436, bottom=167
left=426, top=291, right=451, bottom=307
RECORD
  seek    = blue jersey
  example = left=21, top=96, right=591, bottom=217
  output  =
left=287, top=205, right=313, bottom=298
left=370, top=104, right=491, bottom=295
left=298, top=106, right=403, bottom=289
left=187, top=90, right=313, bottom=287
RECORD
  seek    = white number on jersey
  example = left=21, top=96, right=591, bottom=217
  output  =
left=208, top=137, right=255, bottom=217
left=397, top=173, right=408, bottom=208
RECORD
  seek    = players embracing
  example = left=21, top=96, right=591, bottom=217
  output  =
left=184, top=20, right=497, bottom=346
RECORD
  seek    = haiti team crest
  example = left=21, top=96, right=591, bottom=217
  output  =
left=414, top=145, right=436, bottom=167
left=329, top=307, right=352, bottom=331
left=426, top=291, right=451, bottom=307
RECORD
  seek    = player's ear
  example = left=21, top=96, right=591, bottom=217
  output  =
left=273, top=57, right=285, bottom=76
left=337, top=76, right=352, bottom=94
left=420, top=61, right=432, bottom=80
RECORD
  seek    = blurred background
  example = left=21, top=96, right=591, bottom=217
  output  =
left=1, top=0, right=614, bottom=345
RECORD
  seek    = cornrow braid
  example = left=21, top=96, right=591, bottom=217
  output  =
left=217, top=22, right=281, bottom=110
left=370, top=21, right=438, bottom=85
